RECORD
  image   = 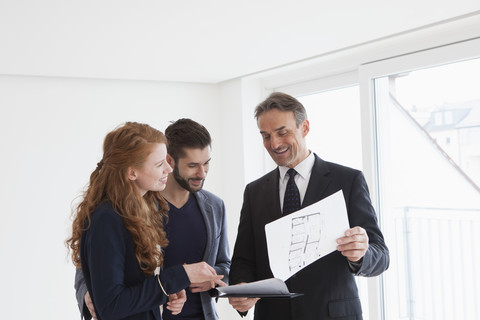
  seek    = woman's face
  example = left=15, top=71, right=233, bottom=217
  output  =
left=130, top=143, right=172, bottom=196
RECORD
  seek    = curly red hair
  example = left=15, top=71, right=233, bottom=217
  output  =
left=66, top=122, right=169, bottom=275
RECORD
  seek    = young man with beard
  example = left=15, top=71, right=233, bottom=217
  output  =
left=160, top=118, right=230, bottom=320
left=74, top=119, right=230, bottom=320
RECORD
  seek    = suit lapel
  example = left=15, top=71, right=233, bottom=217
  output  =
left=193, top=191, right=213, bottom=261
left=302, top=154, right=331, bottom=207
left=263, top=168, right=282, bottom=223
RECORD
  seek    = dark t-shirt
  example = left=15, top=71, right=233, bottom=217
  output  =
left=162, top=194, right=207, bottom=320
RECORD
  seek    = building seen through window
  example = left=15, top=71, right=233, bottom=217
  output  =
left=375, top=58, right=480, bottom=320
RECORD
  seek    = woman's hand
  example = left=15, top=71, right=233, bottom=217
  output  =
left=84, top=291, right=97, bottom=320
left=166, top=289, right=187, bottom=315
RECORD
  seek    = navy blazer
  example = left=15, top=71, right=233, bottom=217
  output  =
left=230, top=154, right=389, bottom=320
left=80, top=202, right=190, bottom=320
left=76, top=190, right=230, bottom=320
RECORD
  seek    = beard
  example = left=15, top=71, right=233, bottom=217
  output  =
left=172, top=164, right=204, bottom=193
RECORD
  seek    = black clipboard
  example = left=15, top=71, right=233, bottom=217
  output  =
left=207, top=278, right=303, bottom=299
left=208, top=288, right=303, bottom=299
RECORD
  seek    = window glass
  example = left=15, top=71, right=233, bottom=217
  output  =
left=297, top=86, right=369, bottom=319
left=374, top=58, right=480, bottom=320
left=298, top=85, right=362, bottom=170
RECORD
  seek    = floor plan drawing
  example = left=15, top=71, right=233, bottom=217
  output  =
left=288, top=212, right=325, bottom=272
left=265, top=190, right=349, bottom=280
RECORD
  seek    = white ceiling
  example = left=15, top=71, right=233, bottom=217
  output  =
left=1, top=1, right=479, bottom=83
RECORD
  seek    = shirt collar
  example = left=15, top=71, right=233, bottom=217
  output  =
left=279, top=151, right=314, bottom=180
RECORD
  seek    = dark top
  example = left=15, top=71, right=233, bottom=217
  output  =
left=230, top=154, right=389, bottom=320
left=80, top=201, right=190, bottom=320
left=162, top=194, right=207, bottom=320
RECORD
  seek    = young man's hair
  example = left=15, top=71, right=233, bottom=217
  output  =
left=165, top=118, right=212, bottom=162
left=254, top=92, right=308, bottom=127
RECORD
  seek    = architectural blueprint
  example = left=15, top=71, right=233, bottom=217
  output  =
left=265, top=190, right=349, bottom=280
left=289, top=212, right=326, bottom=273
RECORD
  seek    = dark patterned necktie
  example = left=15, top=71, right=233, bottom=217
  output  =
left=283, top=168, right=301, bottom=215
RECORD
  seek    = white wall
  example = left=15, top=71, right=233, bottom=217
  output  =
left=214, top=78, right=269, bottom=320
left=0, top=75, right=228, bottom=319
left=0, top=73, right=266, bottom=320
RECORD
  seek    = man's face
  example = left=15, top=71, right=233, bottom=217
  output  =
left=258, top=109, right=309, bottom=168
left=172, top=147, right=211, bottom=192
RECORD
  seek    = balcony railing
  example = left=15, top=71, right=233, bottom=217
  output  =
left=393, top=206, right=480, bottom=320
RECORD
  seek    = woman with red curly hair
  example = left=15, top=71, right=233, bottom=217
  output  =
left=66, top=122, right=223, bottom=320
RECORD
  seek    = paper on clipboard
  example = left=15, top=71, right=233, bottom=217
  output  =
left=208, top=278, right=303, bottom=298
left=265, top=190, right=349, bottom=281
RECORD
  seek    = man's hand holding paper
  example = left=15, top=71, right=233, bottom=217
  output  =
left=337, top=226, right=369, bottom=262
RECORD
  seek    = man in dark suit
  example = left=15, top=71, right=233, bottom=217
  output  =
left=228, top=92, right=389, bottom=320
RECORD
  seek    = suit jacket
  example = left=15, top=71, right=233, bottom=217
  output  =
left=79, top=201, right=190, bottom=320
left=75, top=190, right=230, bottom=320
left=230, top=154, right=389, bottom=320
left=189, top=189, right=231, bottom=320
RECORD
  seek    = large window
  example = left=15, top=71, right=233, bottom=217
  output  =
left=371, top=51, right=480, bottom=319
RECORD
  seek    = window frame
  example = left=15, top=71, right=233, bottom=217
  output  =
left=358, top=36, right=480, bottom=320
